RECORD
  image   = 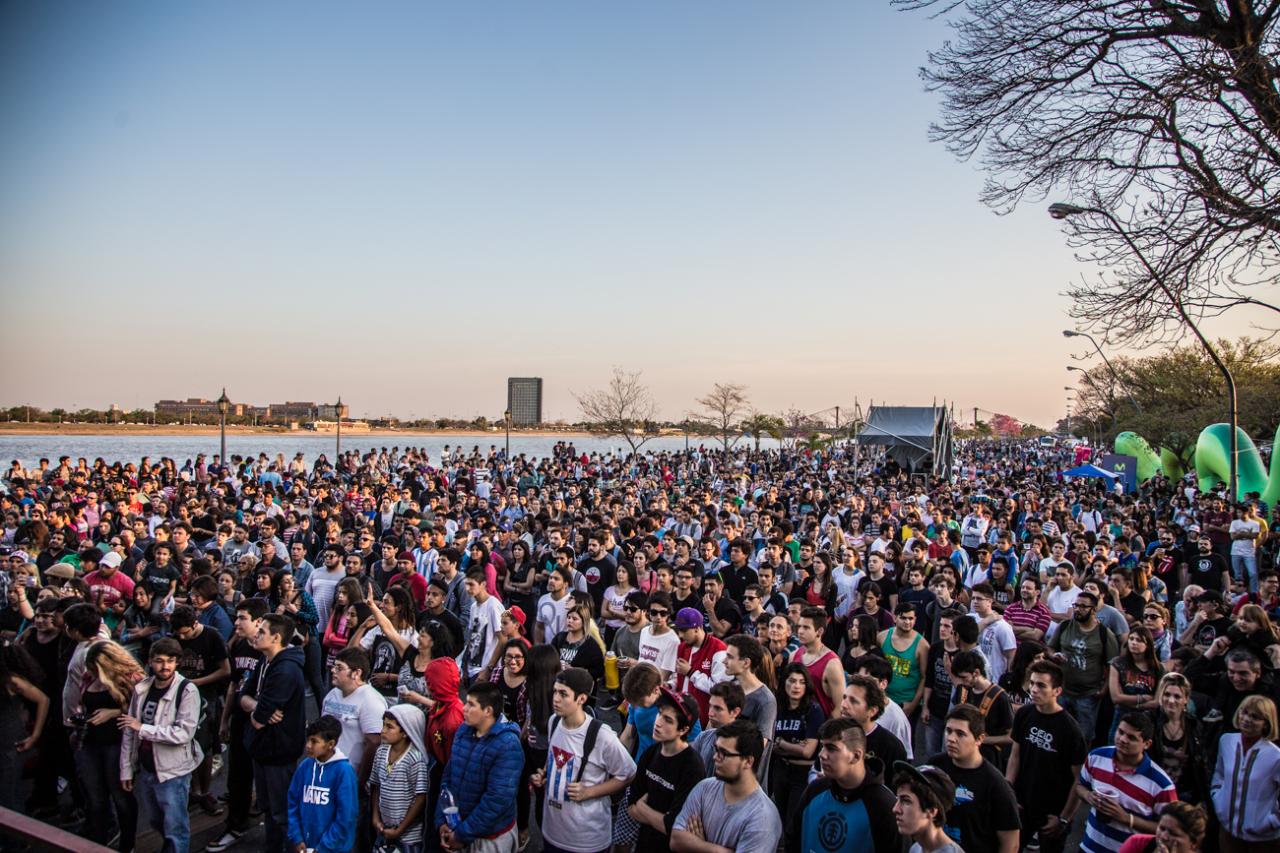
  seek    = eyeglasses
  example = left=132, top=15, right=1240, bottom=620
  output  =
left=648, top=609, right=669, bottom=618
left=623, top=605, right=640, bottom=613
left=1143, top=613, right=1161, bottom=620
left=712, top=747, right=743, bottom=760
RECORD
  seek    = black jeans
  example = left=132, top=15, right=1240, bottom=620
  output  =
left=518, top=742, right=547, bottom=834
left=75, top=741, right=138, bottom=850
left=253, top=760, right=296, bottom=853
left=303, top=640, right=326, bottom=714
left=224, top=718, right=255, bottom=832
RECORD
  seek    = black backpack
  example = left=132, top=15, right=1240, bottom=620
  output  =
left=548, top=714, right=603, bottom=782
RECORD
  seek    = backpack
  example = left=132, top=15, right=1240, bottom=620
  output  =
left=549, top=714, right=603, bottom=783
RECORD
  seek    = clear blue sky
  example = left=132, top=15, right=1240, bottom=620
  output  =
left=0, top=2, right=1252, bottom=428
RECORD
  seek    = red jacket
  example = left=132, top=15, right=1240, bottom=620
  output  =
left=675, top=634, right=727, bottom=725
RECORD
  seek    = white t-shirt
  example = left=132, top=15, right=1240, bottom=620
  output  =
left=978, top=618, right=1017, bottom=684
left=542, top=715, right=637, bottom=852
left=320, top=683, right=387, bottom=769
left=464, top=595, right=505, bottom=678
left=305, top=567, right=346, bottom=629
left=1229, top=519, right=1260, bottom=557
left=637, top=626, right=679, bottom=677
left=536, top=592, right=570, bottom=645
left=601, top=584, right=630, bottom=629
left=1044, top=584, right=1082, bottom=641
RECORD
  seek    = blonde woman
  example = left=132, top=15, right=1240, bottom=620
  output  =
left=1211, top=695, right=1280, bottom=851
left=551, top=594, right=605, bottom=683
left=79, top=641, right=144, bottom=850
left=1149, top=672, right=1207, bottom=803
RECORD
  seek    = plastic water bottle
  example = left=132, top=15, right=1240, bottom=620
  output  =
left=441, top=787, right=460, bottom=830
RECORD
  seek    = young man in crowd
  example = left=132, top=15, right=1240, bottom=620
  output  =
left=209, top=597, right=269, bottom=852
left=841, top=674, right=907, bottom=769
left=170, top=603, right=230, bottom=815
left=690, top=682, right=746, bottom=769
left=1003, top=575, right=1052, bottom=644
left=119, top=638, right=202, bottom=853
left=1005, top=659, right=1087, bottom=853
left=537, top=667, right=637, bottom=853
left=437, top=682, right=523, bottom=852
left=970, top=582, right=1017, bottom=685
left=671, top=719, right=783, bottom=853
left=788, top=717, right=900, bottom=853
left=286, top=715, right=358, bottom=853
left=791, top=606, right=844, bottom=719
left=1048, top=590, right=1119, bottom=744
left=242, top=613, right=308, bottom=853
left=628, top=688, right=705, bottom=853
left=921, top=611, right=960, bottom=757
left=637, top=591, right=679, bottom=680
left=849, top=655, right=914, bottom=759
left=925, top=704, right=1021, bottom=853
left=949, top=650, right=1013, bottom=768
left=674, top=607, right=728, bottom=726
left=1075, top=713, right=1177, bottom=853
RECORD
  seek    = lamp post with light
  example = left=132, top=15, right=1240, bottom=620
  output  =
left=1050, top=202, right=1236, bottom=498
left=504, top=409, right=511, bottom=458
left=1061, top=329, right=1142, bottom=414
left=216, top=389, right=230, bottom=470
left=335, top=396, right=344, bottom=460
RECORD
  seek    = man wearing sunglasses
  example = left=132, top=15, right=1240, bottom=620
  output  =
left=637, top=591, right=679, bottom=681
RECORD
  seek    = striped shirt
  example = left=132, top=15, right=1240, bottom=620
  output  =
left=369, top=743, right=430, bottom=844
left=1003, top=600, right=1051, bottom=636
left=1079, top=747, right=1177, bottom=853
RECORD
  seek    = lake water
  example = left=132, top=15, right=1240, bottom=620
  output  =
left=0, top=433, right=749, bottom=468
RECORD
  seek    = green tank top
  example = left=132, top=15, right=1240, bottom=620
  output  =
left=881, top=627, right=924, bottom=706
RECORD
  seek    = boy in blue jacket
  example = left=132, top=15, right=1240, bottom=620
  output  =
left=287, top=715, right=359, bottom=853
left=435, top=682, right=523, bottom=851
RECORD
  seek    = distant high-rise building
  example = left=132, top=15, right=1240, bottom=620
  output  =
left=507, top=377, right=543, bottom=426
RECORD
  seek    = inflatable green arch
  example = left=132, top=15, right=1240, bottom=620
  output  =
left=1115, top=423, right=1280, bottom=505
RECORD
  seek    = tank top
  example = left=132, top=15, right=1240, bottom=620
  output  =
left=791, top=647, right=838, bottom=717
left=881, top=628, right=924, bottom=706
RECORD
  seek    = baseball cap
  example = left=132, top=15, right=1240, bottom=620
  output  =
left=45, top=563, right=76, bottom=580
left=675, top=608, right=704, bottom=630
left=100, top=552, right=123, bottom=569
left=505, top=606, right=527, bottom=629
left=892, top=761, right=957, bottom=814
left=655, top=686, right=700, bottom=731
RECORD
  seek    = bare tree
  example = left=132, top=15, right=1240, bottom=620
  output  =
left=897, top=0, right=1280, bottom=348
left=694, top=383, right=751, bottom=454
left=573, top=368, right=659, bottom=454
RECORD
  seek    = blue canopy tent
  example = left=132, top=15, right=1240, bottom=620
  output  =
left=1061, top=464, right=1119, bottom=482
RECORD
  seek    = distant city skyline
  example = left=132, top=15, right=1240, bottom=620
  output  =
left=0, top=2, right=1262, bottom=430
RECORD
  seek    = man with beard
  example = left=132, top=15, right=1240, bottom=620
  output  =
left=670, top=720, right=782, bottom=853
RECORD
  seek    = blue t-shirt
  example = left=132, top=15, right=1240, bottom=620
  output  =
left=628, top=703, right=702, bottom=757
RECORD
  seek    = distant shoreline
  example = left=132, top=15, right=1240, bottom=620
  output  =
left=0, top=422, right=596, bottom=439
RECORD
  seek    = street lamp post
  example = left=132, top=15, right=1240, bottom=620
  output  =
left=1067, top=366, right=1117, bottom=428
left=1051, top=202, right=1238, bottom=499
left=504, top=409, right=511, bottom=458
left=335, top=396, right=343, bottom=460
left=216, top=389, right=230, bottom=470
left=1061, top=329, right=1142, bottom=414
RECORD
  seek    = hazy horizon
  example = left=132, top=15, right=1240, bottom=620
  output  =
left=1, top=2, right=1263, bottom=430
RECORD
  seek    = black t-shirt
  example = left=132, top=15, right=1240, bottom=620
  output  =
left=706, top=596, right=742, bottom=637
left=228, top=636, right=263, bottom=721
left=177, top=626, right=228, bottom=699
left=577, top=555, right=616, bottom=612
left=142, top=563, right=181, bottom=598
left=864, top=723, right=907, bottom=770
left=1009, top=704, right=1087, bottom=819
left=629, top=743, right=706, bottom=853
left=953, top=683, right=1013, bottom=768
left=924, top=643, right=957, bottom=718
left=1118, top=591, right=1146, bottom=624
left=138, top=682, right=170, bottom=773
left=927, top=752, right=1021, bottom=853
left=1189, top=553, right=1228, bottom=591
left=671, top=591, right=704, bottom=618
left=1195, top=615, right=1232, bottom=648
left=773, top=702, right=825, bottom=764
left=368, top=631, right=405, bottom=698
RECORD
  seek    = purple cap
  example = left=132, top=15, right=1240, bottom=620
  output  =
left=675, top=607, right=704, bottom=630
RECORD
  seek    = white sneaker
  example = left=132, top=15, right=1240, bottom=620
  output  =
left=207, top=829, right=244, bottom=852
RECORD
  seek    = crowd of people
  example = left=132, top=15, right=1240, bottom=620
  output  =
left=0, top=437, right=1278, bottom=853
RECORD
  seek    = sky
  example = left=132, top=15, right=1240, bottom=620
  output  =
left=0, top=2, right=1261, bottom=429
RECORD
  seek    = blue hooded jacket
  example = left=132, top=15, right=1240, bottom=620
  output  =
left=287, top=748, right=359, bottom=853
left=434, top=719, right=523, bottom=844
